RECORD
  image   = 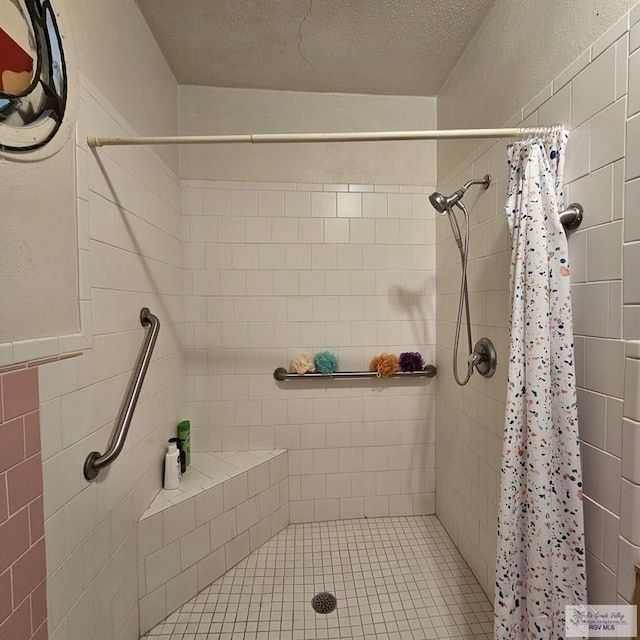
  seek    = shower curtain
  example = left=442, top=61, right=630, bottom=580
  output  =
left=494, top=129, right=586, bottom=640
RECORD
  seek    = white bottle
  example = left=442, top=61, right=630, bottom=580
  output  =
left=163, top=441, right=181, bottom=489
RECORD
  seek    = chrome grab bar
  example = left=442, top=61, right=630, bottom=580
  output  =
left=83, top=307, right=160, bottom=481
left=273, top=366, right=436, bottom=381
left=559, top=202, right=583, bottom=231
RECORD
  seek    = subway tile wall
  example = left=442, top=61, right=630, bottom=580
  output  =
left=181, top=180, right=437, bottom=523
left=39, top=76, right=186, bottom=640
left=435, top=11, right=639, bottom=603
left=13, top=16, right=640, bottom=640
left=0, top=363, right=47, bottom=640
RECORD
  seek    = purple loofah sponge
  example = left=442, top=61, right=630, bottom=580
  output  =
left=399, top=351, right=425, bottom=372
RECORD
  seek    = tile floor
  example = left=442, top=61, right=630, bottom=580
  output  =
left=143, top=515, right=493, bottom=639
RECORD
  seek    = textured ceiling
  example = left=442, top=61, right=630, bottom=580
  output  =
left=135, top=0, right=496, bottom=96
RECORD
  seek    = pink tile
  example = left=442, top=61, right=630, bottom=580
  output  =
left=0, top=597, right=31, bottom=640
left=23, top=413, right=40, bottom=458
left=0, top=475, right=7, bottom=524
left=11, top=539, right=45, bottom=606
left=59, top=352, right=82, bottom=360
left=0, top=417, right=25, bottom=473
left=26, top=356, right=59, bottom=368
left=28, top=497, right=44, bottom=545
left=0, top=364, right=26, bottom=376
left=29, top=579, right=47, bottom=632
left=2, top=368, right=38, bottom=422
left=26, top=352, right=81, bottom=367
left=0, top=508, right=30, bottom=573
left=31, top=621, right=48, bottom=640
left=7, top=456, right=42, bottom=516
left=0, top=569, right=11, bottom=625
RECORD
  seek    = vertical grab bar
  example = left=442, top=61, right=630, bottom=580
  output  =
left=83, top=307, right=160, bottom=481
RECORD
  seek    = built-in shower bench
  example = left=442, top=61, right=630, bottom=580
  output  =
left=137, top=449, right=289, bottom=634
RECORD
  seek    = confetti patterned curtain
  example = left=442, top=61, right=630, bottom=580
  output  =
left=494, top=129, right=586, bottom=640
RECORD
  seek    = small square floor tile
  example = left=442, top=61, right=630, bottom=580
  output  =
left=143, top=516, right=492, bottom=639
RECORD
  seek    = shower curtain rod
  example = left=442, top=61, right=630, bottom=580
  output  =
left=87, top=125, right=562, bottom=148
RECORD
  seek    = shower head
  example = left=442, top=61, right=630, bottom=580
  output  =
left=429, top=189, right=465, bottom=214
left=429, top=174, right=491, bottom=214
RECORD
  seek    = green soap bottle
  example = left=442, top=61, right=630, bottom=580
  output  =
left=177, top=420, right=190, bottom=467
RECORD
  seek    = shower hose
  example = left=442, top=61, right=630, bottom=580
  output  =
left=448, top=201, right=478, bottom=386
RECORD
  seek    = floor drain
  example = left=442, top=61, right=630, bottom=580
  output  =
left=311, top=592, right=337, bottom=614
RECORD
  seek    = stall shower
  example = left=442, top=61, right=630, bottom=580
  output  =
left=2, top=2, right=638, bottom=640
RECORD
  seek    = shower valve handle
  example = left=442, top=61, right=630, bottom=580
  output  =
left=467, top=352, right=480, bottom=374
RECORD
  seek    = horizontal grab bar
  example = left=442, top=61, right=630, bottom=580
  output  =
left=84, top=308, right=160, bottom=481
left=559, top=202, right=583, bottom=231
left=273, top=366, right=436, bottom=381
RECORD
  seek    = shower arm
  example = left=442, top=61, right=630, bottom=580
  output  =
left=461, top=177, right=491, bottom=191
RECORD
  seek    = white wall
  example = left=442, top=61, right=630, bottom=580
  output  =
left=0, top=1, right=79, bottom=346
left=0, top=146, right=78, bottom=344
left=0, top=2, right=188, bottom=640
left=64, top=0, right=179, bottom=171
left=179, top=86, right=437, bottom=185
left=434, top=5, right=640, bottom=607
left=41, top=77, right=186, bottom=640
left=0, top=0, right=178, bottom=351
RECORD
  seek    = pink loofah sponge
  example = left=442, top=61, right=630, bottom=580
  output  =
left=290, top=354, right=316, bottom=374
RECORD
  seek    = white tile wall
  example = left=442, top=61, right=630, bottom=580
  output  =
left=41, top=77, right=186, bottom=640
left=435, top=156, right=509, bottom=597
left=137, top=452, right=289, bottom=634
left=35, top=9, right=640, bottom=635
left=571, top=45, right=616, bottom=127
left=436, top=21, right=635, bottom=605
left=182, top=180, right=437, bottom=523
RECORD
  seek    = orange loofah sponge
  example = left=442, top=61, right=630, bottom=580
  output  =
left=369, top=352, right=400, bottom=378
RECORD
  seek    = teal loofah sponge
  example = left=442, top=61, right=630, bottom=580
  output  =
left=314, top=350, right=338, bottom=374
